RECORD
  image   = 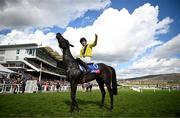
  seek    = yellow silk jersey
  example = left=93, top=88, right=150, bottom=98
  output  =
left=80, top=38, right=98, bottom=58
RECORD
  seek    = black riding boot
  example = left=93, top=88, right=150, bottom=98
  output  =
left=76, top=58, right=90, bottom=75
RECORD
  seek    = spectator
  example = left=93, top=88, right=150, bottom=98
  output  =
left=37, top=80, right=42, bottom=93
left=12, top=79, right=18, bottom=94
left=21, top=79, right=26, bottom=93
left=56, top=82, right=60, bottom=92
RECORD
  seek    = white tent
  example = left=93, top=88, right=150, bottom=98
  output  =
left=0, top=64, right=16, bottom=75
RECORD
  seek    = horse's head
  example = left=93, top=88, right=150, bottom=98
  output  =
left=56, top=33, right=74, bottom=50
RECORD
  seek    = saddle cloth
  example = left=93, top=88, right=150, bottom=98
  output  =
left=79, top=63, right=100, bottom=74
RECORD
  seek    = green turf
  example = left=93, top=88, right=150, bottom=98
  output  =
left=0, top=88, right=180, bottom=117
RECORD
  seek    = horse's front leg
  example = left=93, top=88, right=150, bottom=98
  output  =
left=70, top=80, right=79, bottom=112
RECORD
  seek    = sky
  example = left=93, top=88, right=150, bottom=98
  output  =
left=0, top=0, right=180, bottom=79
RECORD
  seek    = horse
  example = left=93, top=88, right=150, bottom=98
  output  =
left=56, top=33, right=118, bottom=112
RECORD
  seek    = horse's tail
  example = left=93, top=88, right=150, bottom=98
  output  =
left=109, top=66, right=118, bottom=95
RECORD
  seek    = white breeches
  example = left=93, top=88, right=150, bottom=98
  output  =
left=81, top=57, right=92, bottom=63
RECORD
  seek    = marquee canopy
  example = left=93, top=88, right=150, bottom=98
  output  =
left=0, top=64, right=16, bottom=74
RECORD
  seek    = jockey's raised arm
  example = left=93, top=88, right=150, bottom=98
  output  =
left=89, top=34, right=98, bottom=48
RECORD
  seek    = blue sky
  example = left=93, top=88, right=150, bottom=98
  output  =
left=68, top=0, right=180, bottom=42
left=1, top=0, right=179, bottom=39
left=1, top=0, right=178, bottom=37
left=0, top=0, right=179, bottom=78
left=83, top=0, right=179, bottom=74
left=66, top=0, right=180, bottom=73
left=1, top=0, right=179, bottom=40
left=112, top=0, right=180, bottom=41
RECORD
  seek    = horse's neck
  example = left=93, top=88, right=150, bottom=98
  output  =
left=63, top=48, right=76, bottom=67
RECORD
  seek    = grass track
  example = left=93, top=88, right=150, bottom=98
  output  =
left=0, top=88, right=180, bottom=117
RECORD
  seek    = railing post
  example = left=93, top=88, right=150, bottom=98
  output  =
left=2, top=84, right=4, bottom=93
left=39, top=62, right=42, bottom=82
left=10, top=85, right=13, bottom=93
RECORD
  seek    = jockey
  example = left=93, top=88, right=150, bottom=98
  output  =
left=76, top=34, right=98, bottom=74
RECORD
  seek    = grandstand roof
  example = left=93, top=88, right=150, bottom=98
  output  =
left=0, top=43, right=38, bottom=48
left=40, top=47, right=63, bottom=61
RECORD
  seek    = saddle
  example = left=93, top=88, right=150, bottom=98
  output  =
left=79, top=63, right=100, bottom=74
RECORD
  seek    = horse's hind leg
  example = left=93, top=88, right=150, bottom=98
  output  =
left=105, top=81, right=113, bottom=111
left=96, top=79, right=106, bottom=108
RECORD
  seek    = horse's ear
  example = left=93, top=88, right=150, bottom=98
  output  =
left=69, top=43, right=74, bottom=47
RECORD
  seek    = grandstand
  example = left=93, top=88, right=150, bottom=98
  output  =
left=0, top=43, right=67, bottom=93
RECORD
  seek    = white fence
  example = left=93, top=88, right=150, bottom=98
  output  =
left=0, top=84, right=71, bottom=93
left=131, top=86, right=142, bottom=92
left=130, top=86, right=174, bottom=93
left=0, top=84, right=22, bottom=93
left=25, top=80, right=38, bottom=93
left=0, top=80, right=100, bottom=94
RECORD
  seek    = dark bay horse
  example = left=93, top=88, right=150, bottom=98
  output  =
left=56, top=33, right=117, bottom=112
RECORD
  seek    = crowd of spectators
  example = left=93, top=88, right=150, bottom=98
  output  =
left=0, top=73, right=71, bottom=93
left=37, top=79, right=70, bottom=92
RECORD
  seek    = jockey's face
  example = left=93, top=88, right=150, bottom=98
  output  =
left=81, top=41, right=87, bottom=47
